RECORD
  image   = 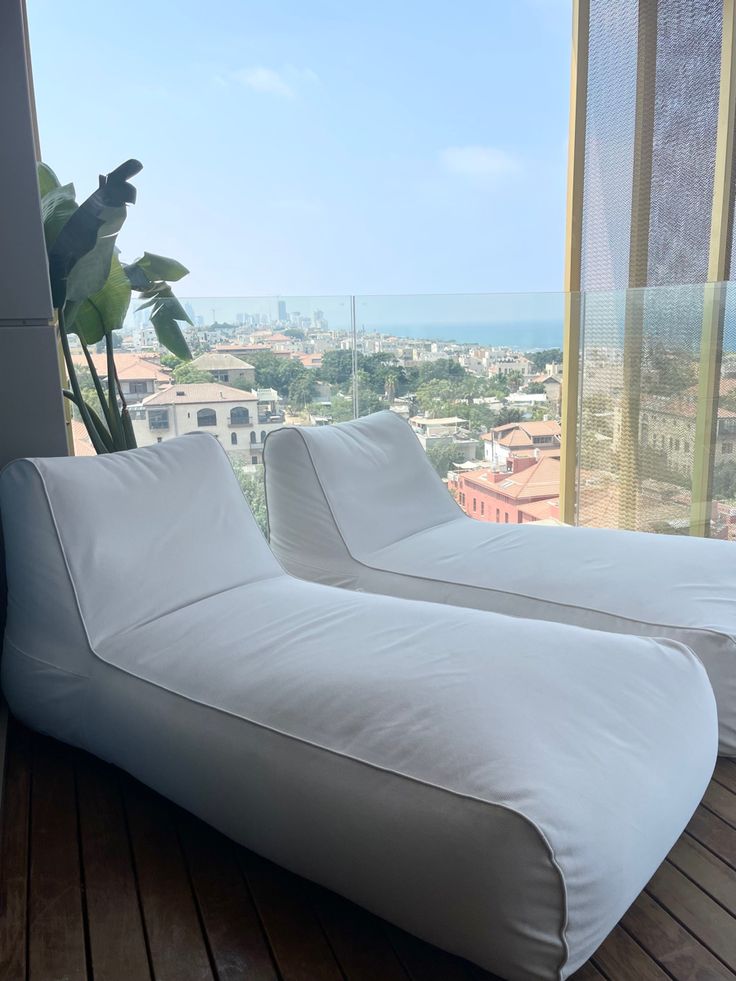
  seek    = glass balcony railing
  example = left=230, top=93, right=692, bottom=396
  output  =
left=109, top=285, right=736, bottom=540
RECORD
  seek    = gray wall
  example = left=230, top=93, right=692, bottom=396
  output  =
left=0, top=0, right=69, bottom=466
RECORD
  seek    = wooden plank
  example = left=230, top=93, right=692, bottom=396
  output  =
left=177, top=811, right=279, bottom=981
left=703, top=781, right=736, bottom=829
left=570, top=964, right=607, bottom=981
left=0, top=720, right=31, bottom=981
left=28, top=732, right=88, bottom=981
left=0, top=697, right=9, bottom=822
left=591, top=925, right=672, bottom=980
left=646, top=861, right=736, bottom=973
left=621, top=890, right=734, bottom=980
left=308, top=883, right=410, bottom=981
left=384, top=923, right=475, bottom=981
left=669, top=835, right=736, bottom=916
left=239, top=849, right=344, bottom=981
left=687, top=805, right=736, bottom=869
left=713, top=760, right=736, bottom=796
left=76, top=752, right=151, bottom=981
left=122, top=776, right=214, bottom=981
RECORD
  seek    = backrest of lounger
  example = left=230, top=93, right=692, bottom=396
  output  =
left=264, top=412, right=461, bottom=560
left=0, top=434, right=281, bottom=653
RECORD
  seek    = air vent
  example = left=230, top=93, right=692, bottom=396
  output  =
left=176, top=390, right=185, bottom=396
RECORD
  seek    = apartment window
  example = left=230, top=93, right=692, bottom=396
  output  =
left=129, top=380, right=148, bottom=394
left=251, top=455, right=258, bottom=464
left=504, top=513, right=509, bottom=523
left=723, top=443, right=734, bottom=455
left=230, top=406, right=250, bottom=426
left=250, top=431, right=257, bottom=444
left=496, top=508, right=500, bottom=522
left=156, top=437, right=162, bottom=443
left=148, top=409, right=169, bottom=430
left=480, top=501, right=484, bottom=516
left=261, top=430, right=267, bottom=443
left=472, top=497, right=477, bottom=512
left=231, top=432, right=237, bottom=445
left=197, top=408, right=217, bottom=427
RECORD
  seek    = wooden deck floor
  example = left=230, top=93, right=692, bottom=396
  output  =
left=1, top=719, right=735, bottom=981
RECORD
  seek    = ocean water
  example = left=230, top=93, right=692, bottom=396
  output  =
left=360, top=320, right=564, bottom=351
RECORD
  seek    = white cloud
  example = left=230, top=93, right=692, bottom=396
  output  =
left=229, top=65, right=320, bottom=99
left=439, top=146, right=518, bottom=183
left=234, top=67, right=295, bottom=98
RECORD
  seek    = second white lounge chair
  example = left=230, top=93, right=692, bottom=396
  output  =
left=264, top=410, right=736, bottom=756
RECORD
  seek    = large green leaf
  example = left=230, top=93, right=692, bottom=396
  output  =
left=48, top=159, right=142, bottom=309
left=132, top=252, right=189, bottom=283
left=122, top=260, right=151, bottom=292
left=66, top=253, right=132, bottom=345
left=37, top=162, right=61, bottom=198
left=136, top=287, right=192, bottom=360
left=40, top=183, right=77, bottom=251
left=123, top=251, right=192, bottom=360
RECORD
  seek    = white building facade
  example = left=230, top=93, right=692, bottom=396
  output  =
left=130, top=383, right=282, bottom=463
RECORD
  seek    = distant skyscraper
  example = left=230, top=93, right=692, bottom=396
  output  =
left=277, top=300, right=288, bottom=322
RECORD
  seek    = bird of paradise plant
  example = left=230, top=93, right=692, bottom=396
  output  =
left=38, top=159, right=193, bottom=452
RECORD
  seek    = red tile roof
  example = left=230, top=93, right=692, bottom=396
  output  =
left=71, top=352, right=170, bottom=382
left=142, top=383, right=258, bottom=406
left=462, top=457, right=560, bottom=502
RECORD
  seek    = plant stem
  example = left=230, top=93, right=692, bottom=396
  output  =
left=81, top=339, right=116, bottom=435
left=112, top=356, right=138, bottom=449
left=58, top=309, right=111, bottom=454
left=105, top=330, right=125, bottom=449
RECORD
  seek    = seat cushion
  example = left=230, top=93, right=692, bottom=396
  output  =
left=264, top=412, right=736, bottom=755
left=7, top=575, right=717, bottom=981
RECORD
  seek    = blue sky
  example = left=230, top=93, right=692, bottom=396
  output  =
left=27, top=0, right=571, bottom=299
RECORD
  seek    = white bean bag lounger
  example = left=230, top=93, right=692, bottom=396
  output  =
left=263, top=410, right=736, bottom=756
left=0, top=434, right=717, bottom=981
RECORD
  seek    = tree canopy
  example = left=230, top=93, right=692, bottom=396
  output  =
left=172, top=364, right=214, bottom=384
left=528, top=349, right=562, bottom=373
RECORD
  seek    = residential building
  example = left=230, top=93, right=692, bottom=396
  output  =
left=481, top=420, right=562, bottom=467
left=506, top=392, right=547, bottom=408
left=293, top=352, right=323, bottom=369
left=71, top=352, right=171, bottom=403
left=607, top=376, right=736, bottom=480
left=257, top=388, right=284, bottom=423
left=410, top=416, right=468, bottom=439
left=410, top=415, right=477, bottom=458
left=486, top=354, right=533, bottom=377
left=454, top=456, right=560, bottom=525
left=189, top=352, right=256, bottom=386
left=532, top=372, right=563, bottom=410
left=129, top=383, right=281, bottom=463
